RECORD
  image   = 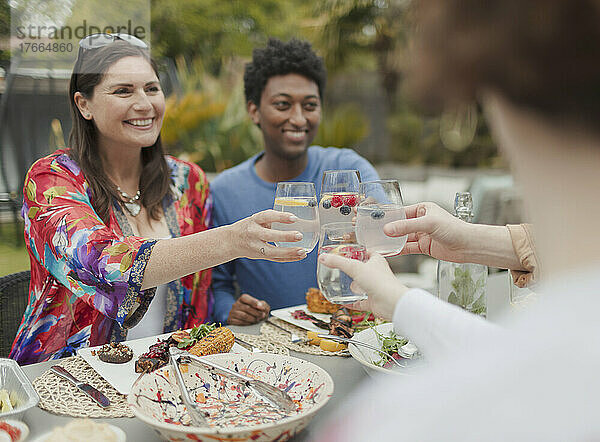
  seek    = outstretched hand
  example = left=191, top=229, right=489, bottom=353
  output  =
left=317, top=252, right=409, bottom=321
left=385, top=202, right=473, bottom=263
left=231, top=209, right=307, bottom=262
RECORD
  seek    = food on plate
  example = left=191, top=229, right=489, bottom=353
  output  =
left=0, top=389, right=16, bottom=412
left=174, top=323, right=216, bottom=349
left=306, top=331, right=346, bottom=352
left=188, top=327, right=235, bottom=356
left=135, top=325, right=234, bottom=373
left=95, top=342, right=133, bottom=364
left=319, top=339, right=347, bottom=352
left=0, top=420, right=21, bottom=441
left=306, top=287, right=342, bottom=314
left=45, top=418, right=117, bottom=442
left=329, top=308, right=354, bottom=338
left=290, top=309, right=329, bottom=329
left=372, top=328, right=416, bottom=368
left=135, top=339, right=172, bottom=374
left=306, top=331, right=321, bottom=345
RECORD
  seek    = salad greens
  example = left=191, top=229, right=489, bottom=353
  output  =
left=177, top=323, right=217, bottom=349
left=372, top=328, right=408, bottom=367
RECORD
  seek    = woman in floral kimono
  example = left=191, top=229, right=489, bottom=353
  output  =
left=10, top=35, right=306, bottom=364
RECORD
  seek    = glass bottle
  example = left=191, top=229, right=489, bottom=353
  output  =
left=437, top=192, right=488, bottom=317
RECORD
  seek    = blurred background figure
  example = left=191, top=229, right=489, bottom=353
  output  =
left=317, top=0, right=600, bottom=440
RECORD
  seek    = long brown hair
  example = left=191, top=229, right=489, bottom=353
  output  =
left=68, top=40, right=171, bottom=223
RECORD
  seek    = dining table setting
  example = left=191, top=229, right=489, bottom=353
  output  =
left=0, top=272, right=515, bottom=442
left=6, top=321, right=368, bottom=442
left=0, top=174, right=521, bottom=441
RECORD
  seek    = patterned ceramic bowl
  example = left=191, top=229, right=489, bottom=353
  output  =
left=127, top=352, right=334, bottom=441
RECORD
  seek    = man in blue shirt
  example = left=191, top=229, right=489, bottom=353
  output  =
left=210, top=38, right=379, bottom=325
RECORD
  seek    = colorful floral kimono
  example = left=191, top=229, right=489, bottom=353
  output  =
left=10, top=149, right=212, bottom=364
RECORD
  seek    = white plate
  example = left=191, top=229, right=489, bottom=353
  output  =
left=31, top=423, right=125, bottom=441
left=78, top=331, right=247, bottom=395
left=348, top=323, right=420, bottom=377
left=0, top=420, right=29, bottom=442
left=270, top=304, right=331, bottom=332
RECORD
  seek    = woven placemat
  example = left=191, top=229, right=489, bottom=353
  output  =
left=260, top=318, right=350, bottom=357
left=33, top=356, right=133, bottom=418
left=235, top=332, right=290, bottom=355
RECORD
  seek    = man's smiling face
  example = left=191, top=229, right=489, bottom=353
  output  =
left=248, top=73, right=321, bottom=161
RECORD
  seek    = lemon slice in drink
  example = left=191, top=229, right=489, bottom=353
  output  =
left=274, top=197, right=310, bottom=206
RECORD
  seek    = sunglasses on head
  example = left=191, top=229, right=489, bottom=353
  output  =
left=79, top=33, right=147, bottom=50
left=73, top=33, right=148, bottom=73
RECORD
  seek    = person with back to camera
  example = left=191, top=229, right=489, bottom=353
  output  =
left=317, top=0, right=600, bottom=440
left=210, top=38, right=379, bottom=325
left=10, top=34, right=305, bottom=364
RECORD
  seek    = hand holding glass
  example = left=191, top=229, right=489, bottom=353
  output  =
left=272, top=182, right=319, bottom=253
left=355, top=180, right=407, bottom=256
left=317, top=222, right=368, bottom=304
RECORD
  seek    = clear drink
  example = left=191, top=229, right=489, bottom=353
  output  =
left=355, top=204, right=407, bottom=256
left=317, top=244, right=368, bottom=304
left=317, top=222, right=368, bottom=304
left=355, top=180, right=407, bottom=256
left=271, top=182, right=319, bottom=253
left=272, top=196, right=319, bottom=252
left=318, top=192, right=359, bottom=226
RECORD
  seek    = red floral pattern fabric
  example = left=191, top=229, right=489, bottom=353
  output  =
left=10, top=150, right=212, bottom=364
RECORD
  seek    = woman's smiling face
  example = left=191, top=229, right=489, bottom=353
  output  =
left=80, top=56, right=165, bottom=152
left=248, top=73, right=322, bottom=161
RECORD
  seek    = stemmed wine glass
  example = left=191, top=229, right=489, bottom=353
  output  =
left=317, top=222, right=368, bottom=304
left=355, top=179, right=407, bottom=256
left=271, top=182, right=319, bottom=253
left=319, top=169, right=361, bottom=226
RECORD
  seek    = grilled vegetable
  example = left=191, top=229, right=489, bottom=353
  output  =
left=176, top=323, right=217, bottom=349
left=188, top=327, right=234, bottom=356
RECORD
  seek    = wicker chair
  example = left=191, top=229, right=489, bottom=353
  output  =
left=0, top=270, right=31, bottom=357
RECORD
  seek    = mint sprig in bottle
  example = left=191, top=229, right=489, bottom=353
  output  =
left=437, top=192, right=488, bottom=317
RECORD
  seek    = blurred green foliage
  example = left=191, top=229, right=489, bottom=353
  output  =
left=0, top=0, right=504, bottom=170
left=150, top=0, right=307, bottom=75
left=314, top=103, right=370, bottom=149
left=0, top=0, right=10, bottom=61
left=310, top=0, right=501, bottom=168
left=161, top=58, right=263, bottom=172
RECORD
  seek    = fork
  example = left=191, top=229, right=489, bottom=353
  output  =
left=265, top=318, right=307, bottom=344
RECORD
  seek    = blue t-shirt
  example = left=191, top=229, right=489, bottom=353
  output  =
left=209, top=146, right=380, bottom=324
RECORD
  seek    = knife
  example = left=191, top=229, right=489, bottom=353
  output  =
left=50, top=365, right=111, bottom=408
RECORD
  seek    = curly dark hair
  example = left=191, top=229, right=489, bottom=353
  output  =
left=244, top=38, right=327, bottom=106
left=408, top=0, right=600, bottom=132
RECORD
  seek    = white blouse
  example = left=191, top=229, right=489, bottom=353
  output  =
left=319, top=266, right=600, bottom=441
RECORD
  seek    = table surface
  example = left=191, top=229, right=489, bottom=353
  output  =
left=18, top=273, right=512, bottom=441
left=19, top=323, right=369, bottom=442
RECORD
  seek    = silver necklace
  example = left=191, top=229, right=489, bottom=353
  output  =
left=117, top=186, right=141, bottom=217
